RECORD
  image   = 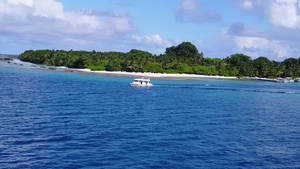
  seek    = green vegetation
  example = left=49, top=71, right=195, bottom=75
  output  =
left=18, top=42, right=300, bottom=78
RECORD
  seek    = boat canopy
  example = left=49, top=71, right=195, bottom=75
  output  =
left=133, top=78, right=151, bottom=82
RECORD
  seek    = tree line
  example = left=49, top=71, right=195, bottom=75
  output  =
left=18, top=42, right=300, bottom=78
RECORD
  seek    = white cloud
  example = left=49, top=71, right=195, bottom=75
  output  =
left=267, top=0, right=300, bottom=28
left=181, top=0, right=196, bottom=11
left=8, top=0, right=33, bottom=6
left=133, top=34, right=169, bottom=46
left=32, top=0, right=63, bottom=18
left=110, top=17, right=133, bottom=32
left=203, top=27, right=298, bottom=60
left=132, top=34, right=182, bottom=54
left=175, top=0, right=221, bottom=23
left=0, top=0, right=182, bottom=55
left=230, top=0, right=300, bottom=60
left=234, top=36, right=292, bottom=58
left=237, top=0, right=300, bottom=28
left=0, top=0, right=136, bottom=46
left=243, top=0, right=253, bottom=9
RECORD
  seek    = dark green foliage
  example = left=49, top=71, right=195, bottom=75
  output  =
left=281, top=58, right=300, bottom=77
left=253, top=57, right=272, bottom=77
left=176, top=63, right=192, bottom=74
left=18, top=42, right=300, bottom=78
left=165, top=42, right=203, bottom=65
left=224, top=54, right=254, bottom=77
left=146, top=62, right=164, bottom=73
left=106, top=59, right=122, bottom=71
left=193, top=66, right=219, bottom=75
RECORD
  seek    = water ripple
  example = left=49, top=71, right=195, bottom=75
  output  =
left=1, top=65, right=300, bottom=168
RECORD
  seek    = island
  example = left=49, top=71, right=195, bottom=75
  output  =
left=18, top=42, right=300, bottom=80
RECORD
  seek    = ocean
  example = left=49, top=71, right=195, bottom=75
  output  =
left=0, top=61, right=300, bottom=168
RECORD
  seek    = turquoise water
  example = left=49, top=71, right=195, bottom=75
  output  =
left=1, top=61, right=300, bottom=168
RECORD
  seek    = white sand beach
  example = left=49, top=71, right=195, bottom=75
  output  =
left=60, top=67, right=237, bottom=79
left=4, top=59, right=237, bottom=79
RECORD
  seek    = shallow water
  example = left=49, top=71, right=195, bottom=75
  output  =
left=1, top=61, right=300, bottom=168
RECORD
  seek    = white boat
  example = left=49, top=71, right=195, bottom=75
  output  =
left=286, top=77, right=294, bottom=83
left=130, top=77, right=153, bottom=87
left=276, top=78, right=289, bottom=83
left=294, top=78, right=300, bottom=82
left=276, top=77, right=294, bottom=83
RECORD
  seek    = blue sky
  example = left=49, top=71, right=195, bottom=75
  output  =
left=1, top=0, right=300, bottom=61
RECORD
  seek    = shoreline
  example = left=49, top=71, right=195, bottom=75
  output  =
left=4, top=59, right=235, bottom=79
left=47, top=66, right=300, bottom=83
left=5, top=59, right=298, bottom=82
left=52, top=66, right=238, bottom=79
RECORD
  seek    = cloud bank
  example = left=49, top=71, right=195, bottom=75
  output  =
left=0, top=0, right=135, bottom=42
left=228, top=0, right=300, bottom=60
left=0, top=0, right=179, bottom=55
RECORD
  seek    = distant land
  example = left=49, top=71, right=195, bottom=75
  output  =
left=0, top=54, right=18, bottom=58
left=18, top=42, right=300, bottom=79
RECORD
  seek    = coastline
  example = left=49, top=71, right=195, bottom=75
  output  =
left=2, top=59, right=238, bottom=79
left=6, top=59, right=297, bottom=82
left=47, top=66, right=300, bottom=82
left=53, top=66, right=238, bottom=79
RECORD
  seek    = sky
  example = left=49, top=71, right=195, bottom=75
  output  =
left=1, top=0, right=300, bottom=61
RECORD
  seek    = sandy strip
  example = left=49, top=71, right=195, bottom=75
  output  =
left=4, top=59, right=237, bottom=79
left=59, top=67, right=237, bottom=79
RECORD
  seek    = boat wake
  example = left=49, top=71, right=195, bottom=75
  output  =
left=158, top=84, right=299, bottom=95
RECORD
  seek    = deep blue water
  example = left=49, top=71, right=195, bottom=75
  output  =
left=1, top=61, right=300, bottom=169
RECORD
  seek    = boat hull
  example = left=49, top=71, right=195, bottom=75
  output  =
left=130, top=83, right=153, bottom=87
